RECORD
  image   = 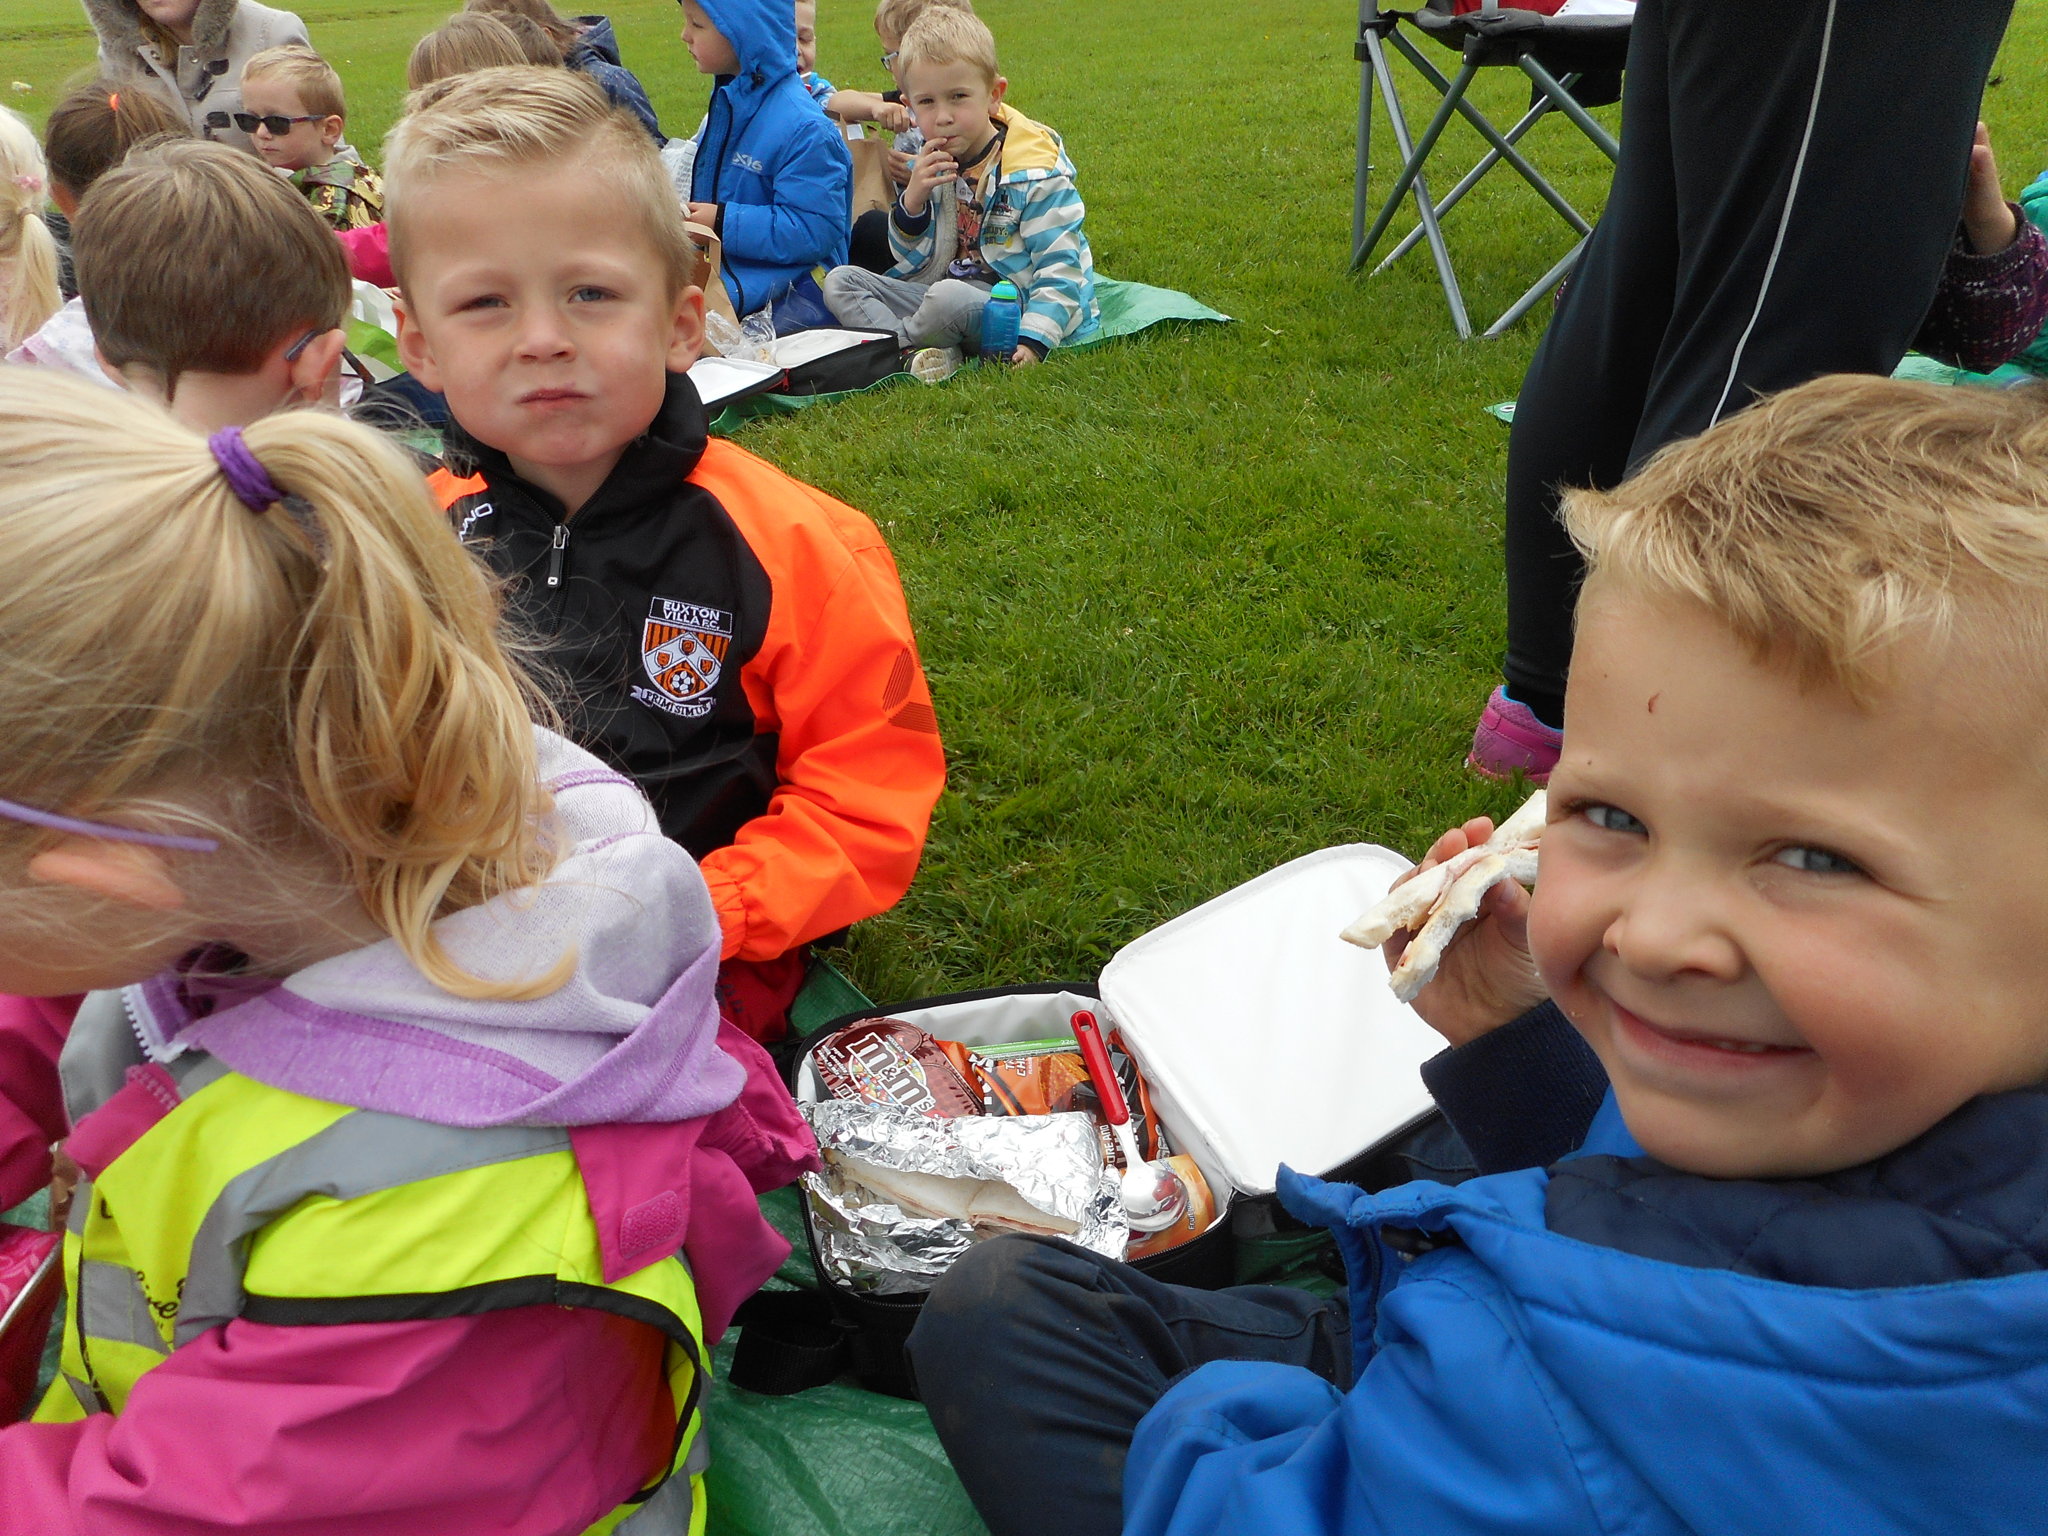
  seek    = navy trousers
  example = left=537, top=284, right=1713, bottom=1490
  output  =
left=908, top=1235, right=1353, bottom=1536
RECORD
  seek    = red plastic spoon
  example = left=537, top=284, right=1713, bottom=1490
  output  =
left=1071, top=1011, right=1187, bottom=1233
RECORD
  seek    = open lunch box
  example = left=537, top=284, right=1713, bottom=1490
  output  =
left=776, top=843, right=1456, bottom=1398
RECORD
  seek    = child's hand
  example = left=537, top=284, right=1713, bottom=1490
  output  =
left=875, top=101, right=912, bottom=133
left=899, top=143, right=956, bottom=215
left=1964, top=121, right=2020, bottom=255
left=1009, top=344, right=1037, bottom=367
left=686, top=201, right=720, bottom=230
left=887, top=148, right=915, bottom=186
left=1384, top=817, right=1548, bottom=1047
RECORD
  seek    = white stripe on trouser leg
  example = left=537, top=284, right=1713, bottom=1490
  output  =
left=1708, top=0, right=1841, bottom=426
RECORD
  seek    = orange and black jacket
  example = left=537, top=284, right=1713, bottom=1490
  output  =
left=430, top=374, right=944, bottom=962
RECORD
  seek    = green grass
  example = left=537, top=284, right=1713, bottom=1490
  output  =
left=5, top=1, right=2046, bottom=1002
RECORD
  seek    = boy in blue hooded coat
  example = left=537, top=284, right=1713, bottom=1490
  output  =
left=910, top=375, right=2048, bottom=1536
left=678, top=0, right=850, bottom=319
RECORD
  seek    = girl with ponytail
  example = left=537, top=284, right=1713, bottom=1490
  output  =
left=0, top=109, right=59, bottom=351
left=0, top=371, right=814, bottom=1533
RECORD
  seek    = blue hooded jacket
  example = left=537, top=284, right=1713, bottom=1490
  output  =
left=688, top=0, right=851, bottom=316
left=1125, top=1095, right=2048, bottom=1536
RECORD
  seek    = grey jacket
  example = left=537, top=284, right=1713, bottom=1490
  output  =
left=83, top=0, right=311, bottom=152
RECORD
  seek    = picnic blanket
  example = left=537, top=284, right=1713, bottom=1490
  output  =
left=708, top=276, right=1232, bottom=433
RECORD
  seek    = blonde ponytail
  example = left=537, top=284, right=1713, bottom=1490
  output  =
left=0, top=372, right=570, bottom=999
left=0, top=107, right=59, bottom=351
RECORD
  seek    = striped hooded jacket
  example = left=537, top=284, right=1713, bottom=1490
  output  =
left=887, top=102, right=1099, bottom=352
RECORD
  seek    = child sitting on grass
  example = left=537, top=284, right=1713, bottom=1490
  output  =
left=388, top=68, right=943, bottom=1041
left=237, top=44, right=384, bottom=231
left=678, top=0, right=852, bottom=323
left=72, top=138, right=352, bottom=429
left=466, top=0, right=663, bottom=139
left=911, top=375, right=2048, bottom=1536
left=0, top=109, right=59, bottom=354
left=0, top=367, right=811, bottom=1532
left=38, top=80, right=191, bottom=299
left=822, top=7, right=1096, bottom=374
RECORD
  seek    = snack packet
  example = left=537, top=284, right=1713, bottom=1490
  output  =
left=812, top=1017, right=984, bottom=1119
left=1125, top=1156, right=1219, bottom=1261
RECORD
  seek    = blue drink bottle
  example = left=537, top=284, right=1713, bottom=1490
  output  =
left=979, top=281, right=1022, bottom=361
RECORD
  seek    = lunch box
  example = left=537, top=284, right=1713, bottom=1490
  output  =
left=742, top=844, right=1463, bottom=1399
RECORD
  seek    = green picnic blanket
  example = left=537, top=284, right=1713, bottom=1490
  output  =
left=708, top=276, right=1232, bottom=434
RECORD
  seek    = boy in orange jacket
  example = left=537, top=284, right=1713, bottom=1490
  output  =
left=390, top=68, right=944, bottom=1039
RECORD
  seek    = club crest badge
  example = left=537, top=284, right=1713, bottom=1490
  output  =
left=633, top=596, right=734, bottom=720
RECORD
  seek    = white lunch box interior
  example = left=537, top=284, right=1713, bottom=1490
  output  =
left=799, top=841, right=1437, bottom=1209
left=686, top=355, right=783, bottom=407
left=1097, top=843, right=1441, bottom=1199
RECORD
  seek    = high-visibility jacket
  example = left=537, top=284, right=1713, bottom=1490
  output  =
left=428, top=374, right=944, bottom=963
left=37, top=992, right=707, bottom=1536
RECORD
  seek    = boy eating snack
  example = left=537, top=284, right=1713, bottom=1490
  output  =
left=911, top=376, right=2048, bottom=1536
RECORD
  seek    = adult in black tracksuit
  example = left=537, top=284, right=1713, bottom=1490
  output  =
left=1494, top=0, right=2014, bottom=736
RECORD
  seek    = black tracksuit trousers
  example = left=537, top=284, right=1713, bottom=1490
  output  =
left=1501, top=0, right=2014, bottom=716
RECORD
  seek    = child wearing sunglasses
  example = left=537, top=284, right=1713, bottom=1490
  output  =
left=238, top=44, right=383, bottom=231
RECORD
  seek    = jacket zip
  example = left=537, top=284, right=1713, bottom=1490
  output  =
left=545, top=523, right=569, bottom=590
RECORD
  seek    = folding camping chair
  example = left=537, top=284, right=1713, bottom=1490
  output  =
left=1351, top=0, right=1633, bottom=338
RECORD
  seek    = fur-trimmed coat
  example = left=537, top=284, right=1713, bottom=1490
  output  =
left=82, top=0, right=311, bottom=152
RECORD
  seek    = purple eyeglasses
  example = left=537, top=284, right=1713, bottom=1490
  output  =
left=0, top=798, right=219, bottom=854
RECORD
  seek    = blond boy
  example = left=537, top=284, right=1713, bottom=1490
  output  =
left=822, top=8, right=1096, bottom=370
left=389, top=69, right=942, bottom=1034
left=911, top=376, right=2048, bottom=1536
left=71, top=138, right=351, bottom=432
left=239, top=44, right=384, bottom=230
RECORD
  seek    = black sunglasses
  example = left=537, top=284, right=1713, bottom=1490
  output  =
left=232, top=112, right=322, bottom=135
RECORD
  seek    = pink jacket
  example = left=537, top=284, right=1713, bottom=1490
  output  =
left=335, top=222, right=394, bottom=288
left=0, top=995, right=816, bottom=1535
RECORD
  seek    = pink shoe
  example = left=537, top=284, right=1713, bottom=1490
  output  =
left=1467, top=687, right=1562, bottom=783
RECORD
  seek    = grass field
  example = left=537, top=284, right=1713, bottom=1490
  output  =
left=3, top=2, right=2045, bottom=1004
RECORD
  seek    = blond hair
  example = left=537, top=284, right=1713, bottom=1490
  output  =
left=0, top=369, right=569, bottom=998
left=43, top=80, right=192, bottom=201
left=463, top=0, right=580, bottom=50
left=241, top=43, right=348, bottom=122
left=73, top=139, right=351, bottom=393
left=874, top=0, right=972, bottom=47
left=0, top=107, right=59, bottom=351
left=408, top=13, right=551, bottom=89
left=384, top=67, right=697, bottom=293
left=896, top=6, right=997, bottom=87
left=1564, top=375, right=2048, bottom=701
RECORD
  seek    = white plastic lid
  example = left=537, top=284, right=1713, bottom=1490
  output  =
left=1099, top=843, right=1443, bottom=1198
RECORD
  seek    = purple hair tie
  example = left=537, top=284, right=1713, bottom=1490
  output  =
left=208, top=425, right=283, bottom=513
left=0, top=796, right=219, bottom=853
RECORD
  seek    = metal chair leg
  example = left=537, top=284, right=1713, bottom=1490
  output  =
left=1352, top=53, right=1477, bottom=270
left=1481, top=237, right=1585, bottom=338
left=1387, top=31, right=1592, bottom=237
left=1353, top=5, right=1375, bottom=259
left=1519, top=55, right=1621, bottom=161
left=1371, top=90, right=1559, bottom=276
left=1356, top=38, right=1473, bottom=335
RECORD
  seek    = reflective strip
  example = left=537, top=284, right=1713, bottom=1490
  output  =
left=62, top=1373, right=98, bottom=1415
left=616, top=1462, right=697, bottom=1535
left=59, top=990, right=144, bottom=1125
left=67, top=1177, right=91, bottom=1236
left=79, top=1260, right=170, bottom=1355
left=176, top=1112, right=568, bottom=1345
left=683, top=1428, right=711, bottom=1478
left=168, top=1053, right=231, bottom=1096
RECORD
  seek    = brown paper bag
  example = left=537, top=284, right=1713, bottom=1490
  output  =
left=849, top=134, right=893, bottom=220
left=687, top=218, right=739, bottom=353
